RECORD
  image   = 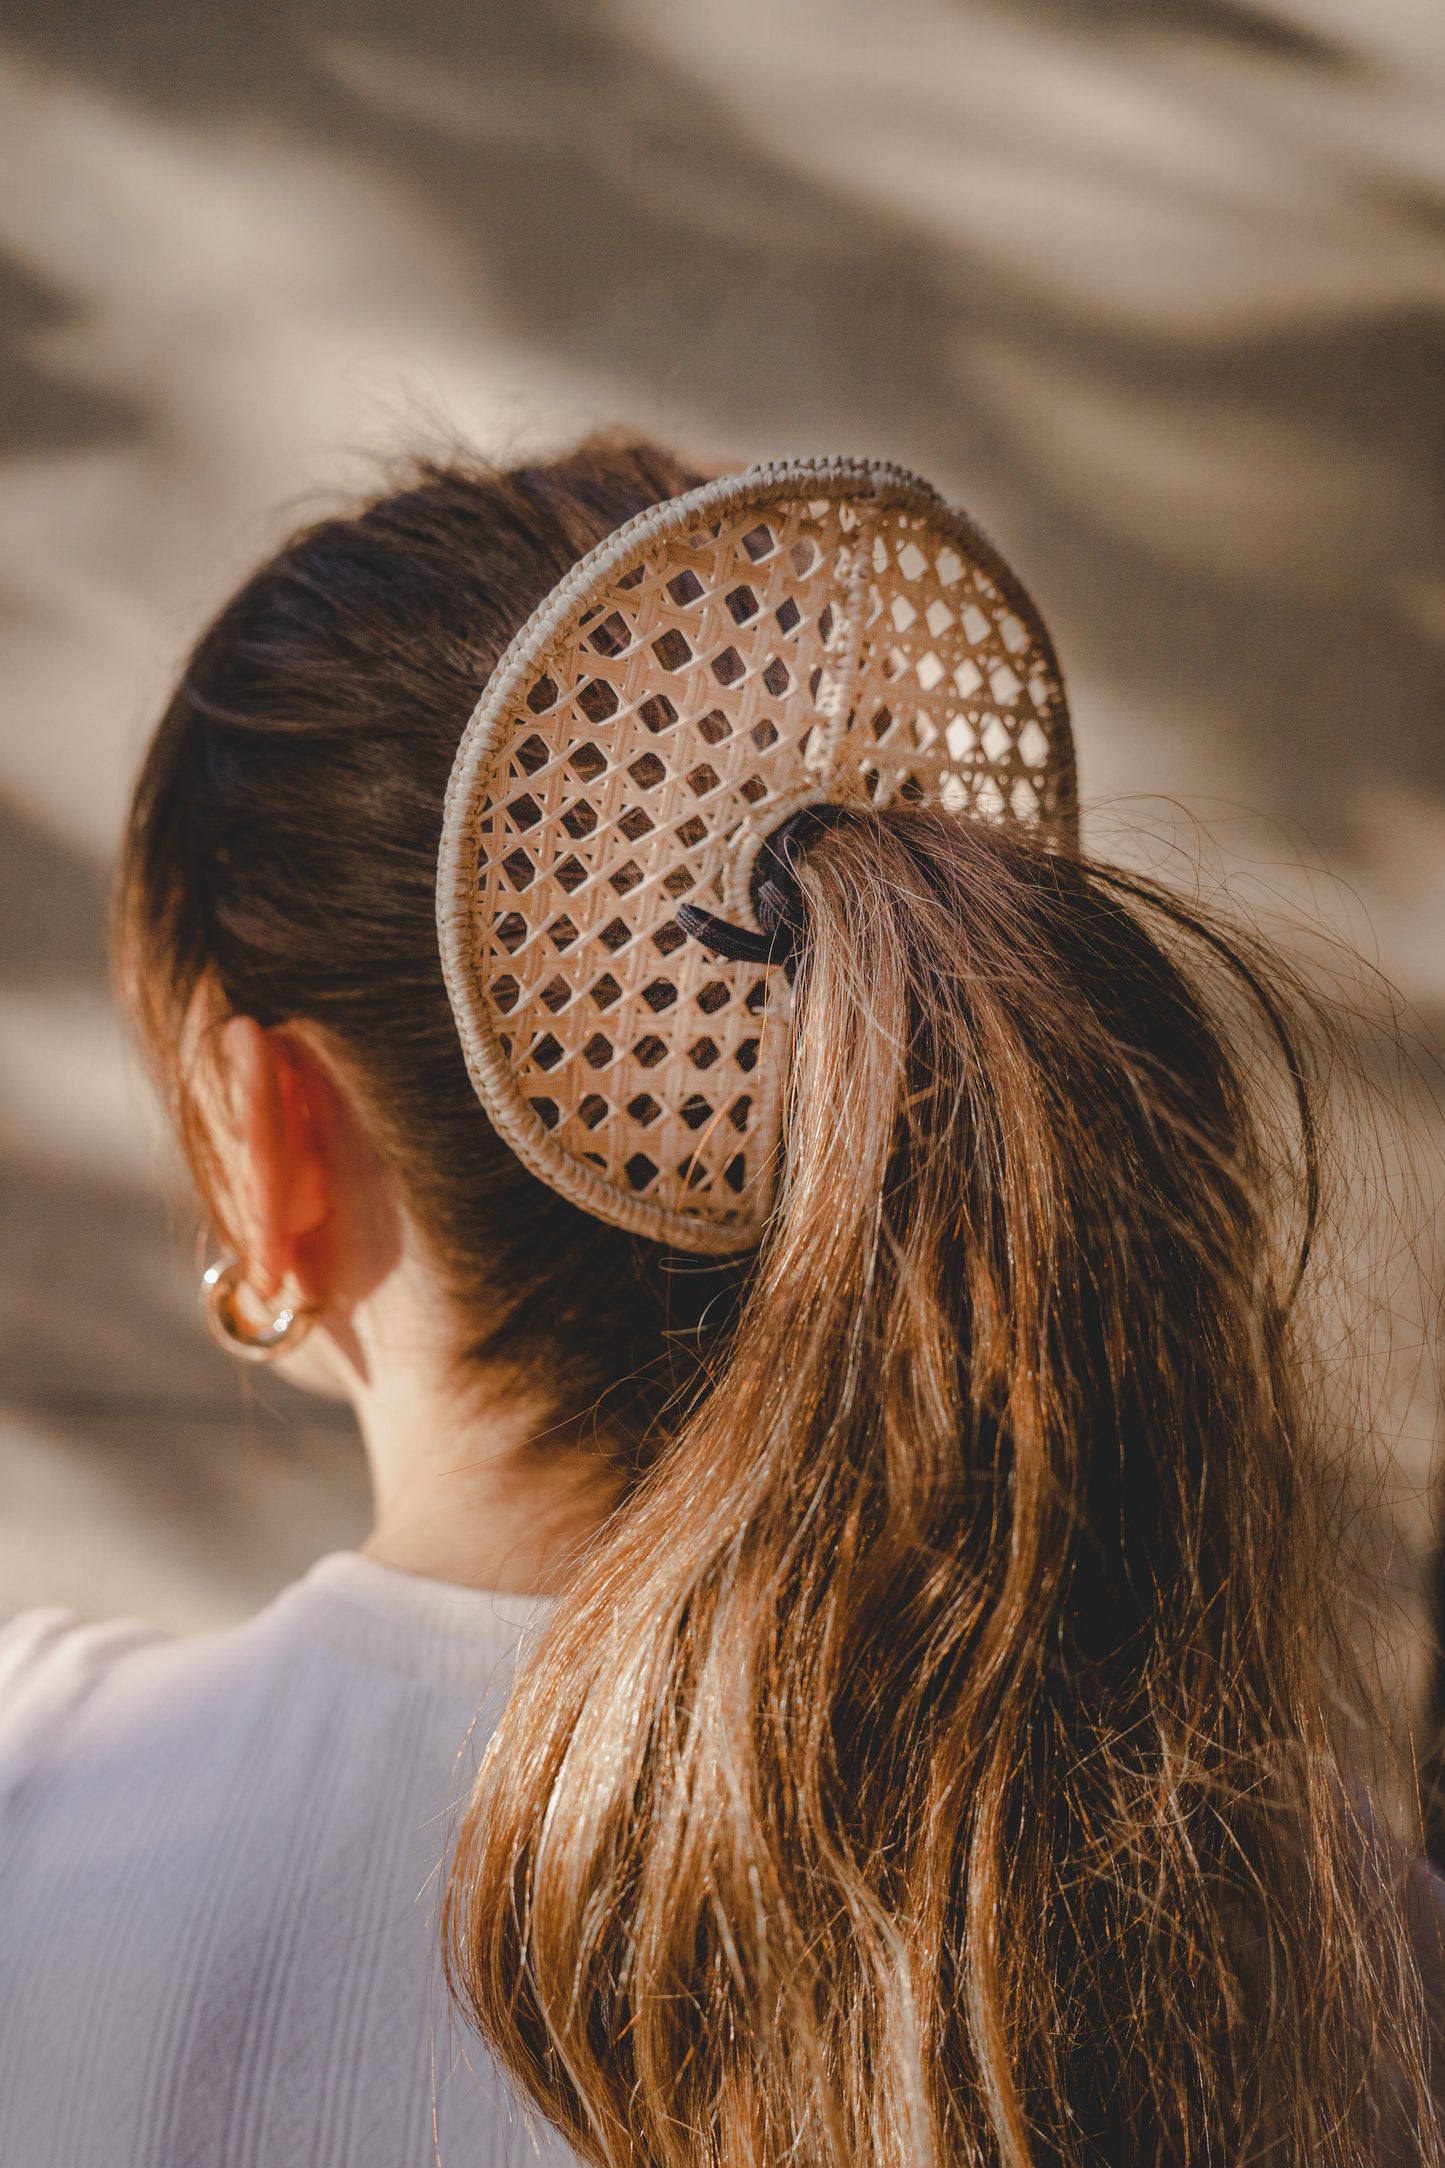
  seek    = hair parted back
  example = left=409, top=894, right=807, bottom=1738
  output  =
left=119, top=435, right=1442, bottom=2167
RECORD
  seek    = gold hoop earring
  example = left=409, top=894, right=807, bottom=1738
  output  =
left=201, top=1254, right=317, bottom=1365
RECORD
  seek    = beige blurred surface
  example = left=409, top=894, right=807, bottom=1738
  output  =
left=0, top=3, right=1441, bottom=1690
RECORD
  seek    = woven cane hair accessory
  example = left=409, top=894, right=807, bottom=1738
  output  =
left=437, top=456, right=1077, bottom=1257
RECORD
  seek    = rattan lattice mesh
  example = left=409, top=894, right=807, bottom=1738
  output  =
left=438, top=458, right=1075, bottom=1255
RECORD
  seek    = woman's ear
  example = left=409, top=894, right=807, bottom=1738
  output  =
left=213, top=1016, right=336, bottom=1304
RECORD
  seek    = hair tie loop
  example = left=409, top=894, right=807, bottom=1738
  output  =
left=677, top=802, right=857, bottom=982
left=673, top=906, right=778, bottom=968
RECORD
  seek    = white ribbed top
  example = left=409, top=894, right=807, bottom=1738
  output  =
left=0, top=1553, right=578, bottom=2168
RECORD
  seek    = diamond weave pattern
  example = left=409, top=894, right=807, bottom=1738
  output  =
left=461, top=473, right=1071, bottom=1252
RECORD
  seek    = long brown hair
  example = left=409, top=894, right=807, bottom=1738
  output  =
left=446, top=809, right=1438, bottom=2166
left=118, top=440, right=1439, bottom=2165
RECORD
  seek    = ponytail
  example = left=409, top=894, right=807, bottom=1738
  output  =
left=447, top=810, right=1439, bottom=2167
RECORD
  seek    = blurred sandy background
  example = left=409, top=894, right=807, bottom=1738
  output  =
left=0, top=0, right=1441, bottom=1747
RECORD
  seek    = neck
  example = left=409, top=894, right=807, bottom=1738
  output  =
left=282, top=1200, right=625, bottom=1595
left=290, top=1280, right=623, bottom=1595
left=356, top=1367, right=623, bottom=1594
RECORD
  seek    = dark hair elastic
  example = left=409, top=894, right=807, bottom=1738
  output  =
left=676, top=802, right=856, bottom=981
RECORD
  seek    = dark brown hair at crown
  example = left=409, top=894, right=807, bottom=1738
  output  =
left=119, top=438, right=1442, bottom=2167
left=116, top=437, right=742, bottom=1444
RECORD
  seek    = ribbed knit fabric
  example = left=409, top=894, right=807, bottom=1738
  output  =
left=0, top=1553, right=579, bottom=2168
